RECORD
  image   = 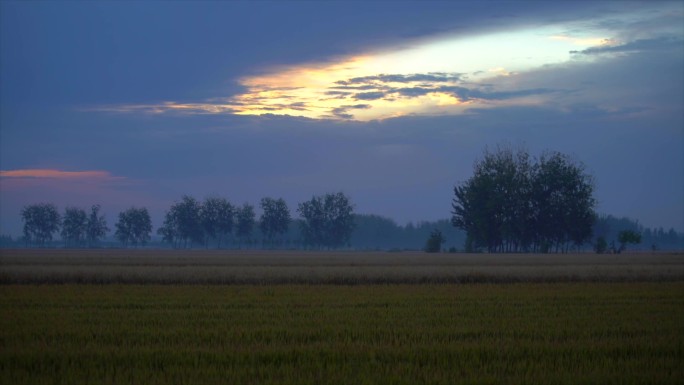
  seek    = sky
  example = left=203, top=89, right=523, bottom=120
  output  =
left=1, top=1, right=683, bottom=237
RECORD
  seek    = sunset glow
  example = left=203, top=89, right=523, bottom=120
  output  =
left=2, top=1, right=683, bottom=236
left=87, top=21, right=620, bottom=121
left=225, top=26, right=611, bottom=120
left=0, top=169, right=118, bottom=179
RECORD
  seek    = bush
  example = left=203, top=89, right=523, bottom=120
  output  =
left=594, top=237, right=608, bottom=254
left=425, top=230, right=445, bottom=253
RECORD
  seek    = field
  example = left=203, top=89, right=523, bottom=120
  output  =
left=1, top=249, right=683, bottom=284
left=1, top=250, right=683, bottom=384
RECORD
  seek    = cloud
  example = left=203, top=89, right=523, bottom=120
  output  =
left=330, top=104, right=371, bottom=119
left=570, top=37, right=684, bottom=55
left=337, top=72, right=462, bottom=86
left=353, top=91, right=388, bottom=101
left=86, top=101, right=238, bottom=115
left=79, top=2, right=682, bottom=123
left=0, top=169, right=122, bottom=179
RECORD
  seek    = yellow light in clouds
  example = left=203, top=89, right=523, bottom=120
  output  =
left=230, top=25, right=610, bottom=121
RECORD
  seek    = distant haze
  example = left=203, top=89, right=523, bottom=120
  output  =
left=1, top=1, right=683, bottom=236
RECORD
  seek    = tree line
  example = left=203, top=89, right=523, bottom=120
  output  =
left=18, top=192, right=356, bottom=249
left=11, top=201, right=684, bottom=251
left=11, top=147, right=684, bottom=252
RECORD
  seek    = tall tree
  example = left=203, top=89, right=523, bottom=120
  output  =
left=297, top=195, right=326, bottom=248
left=259, top=197, right=291, bottom=248
left=452, top=147, right=596, bottom=253
left=200, top=197, right=234, bottom=248
left=158, top=196, right=203, bottom=248
left=86, top=205, right=109, bottom=248
left=298, top=192, right=355, bottom=249
left=532, top=151, right=596, bottom=252
left=452, top=147, right=532, bottom=252
left=115, top=207, right=152, bottom=248
left=322, top=192, right=355, bottom=248
left=61, top=207, right=88, bottom=248
left=21, top=203, right=60, bottom=247
left=235, top=203, right=255, bottom=248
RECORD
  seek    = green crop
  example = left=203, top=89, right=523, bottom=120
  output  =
left=1, top=283, right=683, bottom=384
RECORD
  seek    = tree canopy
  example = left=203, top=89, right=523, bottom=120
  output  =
left=259, top=197, right=291, bottom=248
left=200, top=197, right=234, bottom=248
left=235, top=203, right=256, bottom=248
left=86, top=205, right=109, bottom=247
left=61, top=207, right=88, bottom=248
left=298, top=192, right=355, bottom=249
left=452, top=147, right=596, bottom=253
left=21, top=203, right=60, bottom=247
left=115, top=207, right=152, bottom=247
left=158, top=196, right=204, bottom=248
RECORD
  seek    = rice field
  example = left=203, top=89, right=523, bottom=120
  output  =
left=1, top=249, right=683, bottom=284
left=1, top=249, right=683, bottom=384
left=1, top=283, right=683, bottom=384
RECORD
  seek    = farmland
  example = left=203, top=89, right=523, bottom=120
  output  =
left=1, top=249, right=683, bottom=284
left=2, top=282, right=683, bottom=384
left=1, top=249, right=683, bottom=384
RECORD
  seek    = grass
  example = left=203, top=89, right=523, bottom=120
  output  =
left=1, top=249, right=683, bottom=284
left=1, top=283, right=683, bottom=384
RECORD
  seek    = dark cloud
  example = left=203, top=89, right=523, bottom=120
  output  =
left=439, top=86, right=555, bottom=101
left=330, top=84, right=383, bottom=91
left=330, top=104, right=371, bottom=119
left=395, top=87, right=434, bottom=97
left=333, top=72, right=555, bottom=103
left=337, top=73, right=462, bottom=86
left=347, top=84, right=555, bottom=102
left=571, top=37, right=684, bottom=55
left=325, top=90, right=352, bottom=97
left=353, top=92, right=387, bottom=101
left=287, top=102, right=309, bottom=111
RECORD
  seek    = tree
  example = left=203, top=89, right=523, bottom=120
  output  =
left=618, top=230, right=641, bottom=253
left=86, top=205, right=109, bottom=247
left=61, top=207, right=87, bottom=247
left=21, top=203, right=60, bottom=247
left=532, top=151, right=596, bottom=252
left=157, top=209, right=180, bottom=248
left=259, top=197, right=291, bottom=248
left=425, top=229, right=445, bottom=253
left=158, top=196, right=203, bottom=248
left=298, top=195, right=326, bottom=248
left=452, top=147, right=534, bottom=252
left=452, top=147, right=596, bottom=253
left=298, top=192, right=355, bottom=249
left=235, top=203, right=255, bottom=248
left=200, top=197, right=234, bottom=248
left=115, top=207, right=152, bottom=247
left=594, top=236, right=608, bottom=254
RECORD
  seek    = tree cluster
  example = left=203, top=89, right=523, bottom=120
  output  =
left=592, top=215, right=681, bottom=251
left=20, top=203, right=61, bottom=247
left=297, top=192, right=355, bottom=249
left=21, top=203, right=110, bottom=248
left=114, top=207, right=152, bottom=247
left=157, top=196, right=292, bottom=249
left=452, top=147, right=596, bottom=253
left=18, top=192, right=354, bottom=249
left=157, top=193, right=353, bottom=249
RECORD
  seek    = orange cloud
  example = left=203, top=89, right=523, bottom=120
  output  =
left=0, top=169, right=120, bottom=179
